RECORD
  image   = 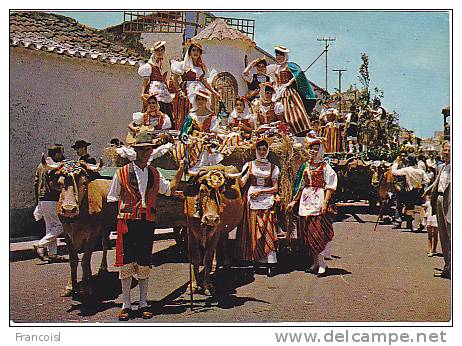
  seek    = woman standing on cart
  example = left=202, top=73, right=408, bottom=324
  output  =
left=287, top=137, right=338, bottom=275
left=270, top=45, right=312, bottom=135
left=171, top=41, right=221, bottom=127
left=237, top=139, right=281, bottom=277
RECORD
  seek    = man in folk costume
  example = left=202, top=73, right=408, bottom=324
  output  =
left=268, top=45, right=316, bottom=135
left=253, top=83, right=285, bottom=129
left=321, top=108, right=342, bottom=154
left=392, top=153, right=429, bottom=232
left=344, top=105, right=360, bottom=154
left=138, top=41, right=175, bottom=127
left=107, top=132, right=184, bottom=321
left=242, top=57, right=271, bottom=105
left=72, top=140, right=96, bottom=165
left=32, top=145, right=65, bottom=263
left=428, top=142, right=451, bottom=278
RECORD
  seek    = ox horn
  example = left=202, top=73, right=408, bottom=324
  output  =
left=41, top=153, right=61, bottom=171
left=188, top=168, right=207, bottom=178
left=224, top=172, right=242, bottom=179
left=79, top=158, right=103, bottom=172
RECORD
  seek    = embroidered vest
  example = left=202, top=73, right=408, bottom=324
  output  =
left=248, top=74, right=270, bottom=91
left=258, top=102, right=278, bottom=124
left=144, top=112, right=165, bottom=130
left=149, top=63, right=167, bottom=83
left=116, top=163, right=160, bottom=221
left=279, top=69, right=293, bottom=84
left=182, top=70, right=197, bottom=82
left=192, top=116, right=213, bottom=132
left=303, top=162, right=326, bottom=188
left=248, top=161, right=274, bottom=187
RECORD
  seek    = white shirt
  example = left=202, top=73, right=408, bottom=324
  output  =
left=147, top=113, right=172, bottom=130
left=107, top=163, right=171, bottom=208
left=298, top=163, right=338, bottom=217
left=393, top=165, right=429, bottom=190
left=438, top=163, right=451, bottom=193
left=241, top=160, right=280, bottom=210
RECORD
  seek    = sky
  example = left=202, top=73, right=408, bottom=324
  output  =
left=52, top=10, right=450, bottom=139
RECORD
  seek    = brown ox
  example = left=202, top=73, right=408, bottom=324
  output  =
left=44, top=158, right=116, bottom=297
left=184, top=167, right=243, bottom=295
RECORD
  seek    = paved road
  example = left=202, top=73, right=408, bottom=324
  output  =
left=10, top=209, right=451, bottom=323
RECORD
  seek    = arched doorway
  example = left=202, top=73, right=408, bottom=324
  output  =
left=212, top=72, right=238, bottom=114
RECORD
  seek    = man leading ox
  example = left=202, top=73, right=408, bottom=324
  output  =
left=108, top=132, right=184, bottom=321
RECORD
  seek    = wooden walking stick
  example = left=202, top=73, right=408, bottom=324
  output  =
left=183, top=155, right=194, bottom=311
left=373, top=201, right=385, bottom=232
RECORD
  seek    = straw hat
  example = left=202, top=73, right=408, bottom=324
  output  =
left=275, top=45, right=290, bottom=53
left=151, top=40, right=166, bottom=52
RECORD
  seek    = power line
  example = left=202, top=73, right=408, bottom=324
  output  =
left=317, top=37, right=336, bottom=92
left=332, top=68, right=347, bottom=113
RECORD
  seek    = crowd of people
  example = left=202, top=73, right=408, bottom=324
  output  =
left=31, top=39, right=451, bottom=321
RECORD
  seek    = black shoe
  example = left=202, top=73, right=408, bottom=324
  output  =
left=267, top=267, right=276, bottom=277
left=139, top=306, right=153, bottom=319
left=434, top=271, right=451, bottom=279
left=33, top=245, right=48, bottom=262
left=47, top=255, right=67, bottom=263
left=118, top=308, right=132, bottom=321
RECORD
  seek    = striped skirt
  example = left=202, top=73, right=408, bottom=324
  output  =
left=282, top=87, right=311, bottom=135
left=298, top=213, right=334, bottom=256
left=237, top=208, right=278, bottom=262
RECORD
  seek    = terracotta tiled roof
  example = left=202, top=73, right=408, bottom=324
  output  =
left=9, top=11, right=145, bottom=66
left=192, top=19, right=256, bottom=47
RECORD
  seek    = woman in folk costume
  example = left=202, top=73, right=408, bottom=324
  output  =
left=129, top=94, right=171, bottom=131
left=242, top=57, right=271, bottom=104
left=269, top=45, right=313, bottom=135
left=287, top=137, right=338, bottom=275
left=237, top=139, right=280, bottom=277
left=171, top=41, right=220, bottom=127
left=179, top=88, right=224, bottom=174
left=228, top=97, right=256, bottom=139
left=321, top=108, right=342, bottom=154
left=253, top=83, right=285, bottom=128
left=137, top=41, right=175, bottom=126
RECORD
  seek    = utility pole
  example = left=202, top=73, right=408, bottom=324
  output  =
left=332, top=68, right=347, bottom=114
left=317, top=37, right=336, bottom=92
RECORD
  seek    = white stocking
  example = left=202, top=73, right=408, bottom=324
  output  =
left=138, top=278, right=149, bottom=308
left=121, top=277, right=132, bottom=309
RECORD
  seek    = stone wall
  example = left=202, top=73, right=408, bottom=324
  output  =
left=10, top=47, right=142, bottom=236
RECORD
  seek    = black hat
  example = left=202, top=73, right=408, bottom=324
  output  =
left=110, top=138, right=123, bottom=147
left=407, top=153, right=417, bottom=166
left=71, top=140, right=91, bottom=150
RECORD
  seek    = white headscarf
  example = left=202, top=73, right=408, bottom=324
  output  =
left=305, top=137, right=324, bottom=163
left=171, top=44, right=207, bottom=76
left=255, top=140, right=270, bottom=163
left=229, top=100, right=251, bottom=121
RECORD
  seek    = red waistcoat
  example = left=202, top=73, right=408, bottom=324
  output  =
left=192, top=116, right=213, bottom=132
left=144, top=112, right=165, bottom=130
left=116, top=163, right=160, bottom=221
left=303, top=162, right=326, bottom=188
left=149, top=63, right=167, bottom=83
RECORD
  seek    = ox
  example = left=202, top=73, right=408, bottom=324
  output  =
left=43, top=158, right=116, bottom=297
left=371, top=162, right=394, bottom=223
left=184, top=167, right=243, bottom=295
